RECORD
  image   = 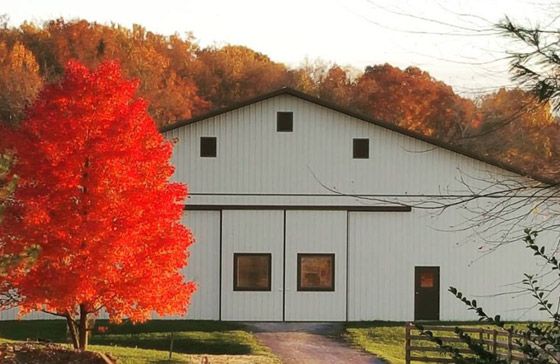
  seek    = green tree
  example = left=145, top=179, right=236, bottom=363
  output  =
left=498, top=17, right=560, bottom=111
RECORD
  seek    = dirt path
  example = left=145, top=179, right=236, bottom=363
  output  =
left=245, top=323, right=383, bottom=364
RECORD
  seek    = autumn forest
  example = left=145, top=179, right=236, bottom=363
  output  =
left=0, top=18, right=558, bottom=180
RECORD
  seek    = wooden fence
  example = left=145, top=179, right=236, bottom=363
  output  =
left=404, top=322, right=526, bottom=363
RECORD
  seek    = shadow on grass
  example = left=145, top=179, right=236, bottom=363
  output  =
left=0, top=320, right=258, bottom=355
left=92, top=331, right=256, bottom=355
left=0, top=320, right=67, bottom=342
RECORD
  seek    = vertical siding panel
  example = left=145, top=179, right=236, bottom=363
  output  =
left=181, top=210, right=220, bottom=320
left=164, top=93, right=529, bottom=199
left=285, top=210, right=346, bottom=321
left=221, top=210, right=283, bottom=321
left=348, top=209, right=549, bottom=321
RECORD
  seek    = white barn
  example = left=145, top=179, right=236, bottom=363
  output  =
left=0, top=88, right=553, bottom=322
left=162, top=88, right=554, bottom=322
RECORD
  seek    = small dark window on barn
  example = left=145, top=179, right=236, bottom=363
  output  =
left=234, top=253, right=272, bottom=291
left=297, top=253, right=335, bottom=291
left=200, top=137, right=217, bottom=157
left=353, top=138, right=369, bottom=159
left=277, top=112, right=293, bottom=132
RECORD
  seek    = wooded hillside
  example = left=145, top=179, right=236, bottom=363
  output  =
left=1, top=18, right=558, bottom=180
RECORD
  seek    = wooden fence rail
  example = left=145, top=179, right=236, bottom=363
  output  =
left=404, top=322, right=527, bottom=363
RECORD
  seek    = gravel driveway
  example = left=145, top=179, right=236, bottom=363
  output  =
left=245, top=323, right=383, bottom=364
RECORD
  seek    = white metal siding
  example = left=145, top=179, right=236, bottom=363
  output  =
left=181, top=210, right=220, bottom=320
left=162, top=93, right=550, bottom=321
left=221, top=210, right=284, bottom=321
left=347, top=210, right=549, bottom=321
left=1, top=211, right=217, bottom=321
left=166, top=94, right=522, bottom=205
left=284, top=211, right=347, bottom=321
left=0, top=308, right=60, bottom=320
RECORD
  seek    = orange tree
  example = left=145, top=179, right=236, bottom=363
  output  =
left=0, top=60, right=195, bottom=351
left=352, top=64, right=476, bottom=141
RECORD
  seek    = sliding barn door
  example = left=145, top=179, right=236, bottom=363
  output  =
left=221, top=210, right=284, bottom=321
left=284, top=210, right=347, bottom=321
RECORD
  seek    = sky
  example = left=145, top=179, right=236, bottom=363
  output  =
left=2, top=0, right=558, bottom=98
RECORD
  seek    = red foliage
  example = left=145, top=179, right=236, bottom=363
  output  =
left=0, top=60, right=196, bottom=324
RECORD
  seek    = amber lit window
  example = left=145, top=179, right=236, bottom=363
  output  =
left=420, top=271, right=435, bottom=288
left=297, top=254, right=335, bottom=291
left=233, top=253, right=271, bottom=291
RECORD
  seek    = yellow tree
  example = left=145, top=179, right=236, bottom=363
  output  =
left=1, top=19, right=208, bottom=127
left=467, top=88, right=557, bottom=176
left=0, top=155, right=13, bottom=216
left=193, top=45, right=290, bottom=108
left=287, top=68, right=318, bottom=95
left=318, top=65, right=353, bottom=106
left=0, top=41, right=43, bottom=124
left=120, top=25, right=208, bottom=125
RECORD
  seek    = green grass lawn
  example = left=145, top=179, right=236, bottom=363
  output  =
left=0, top=320, right=278, bottom=363
left=344, top=321, right=532, bottom=364
left=344, top=322, right=406, bottom=364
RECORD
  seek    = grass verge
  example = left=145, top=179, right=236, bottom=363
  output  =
left=0, top=320, right=277, bottom=363
left=344, top=321, right=532, bottom=364
left=344, top=322, right=405, bottom=364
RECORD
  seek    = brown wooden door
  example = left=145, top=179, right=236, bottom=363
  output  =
left=414, top=266, right=440, bottom=321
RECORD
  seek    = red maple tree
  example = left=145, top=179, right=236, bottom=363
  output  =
left=0, top=60, right=195, bottom=350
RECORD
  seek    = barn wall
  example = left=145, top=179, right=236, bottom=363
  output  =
left=0, top=211, right=216, bottom=322
left=1, top=93, right=551, bottom=322
left=347, top=209, right=549, bottom=321
left=0, top=307, right=59, bottom=320
left=179, top=210, right=220, bottom=320
left=162, top=92, right=551, bottom=322
left=165, top=94, right=526, bottom=205
left=284, top=210, right=347, bottom=321
left=220, top=210, right=284, bottom=321
left=1, top=206, right=551, bottom=322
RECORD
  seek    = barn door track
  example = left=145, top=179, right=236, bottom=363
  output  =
left=244, top=323, right=383, bottom=364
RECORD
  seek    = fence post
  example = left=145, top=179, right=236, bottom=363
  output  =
left=507, top=331, right=513, bottom=363
left=168, top=331, right=174, bottom=360
left=492, top=330, right=498, bottom=357
left=405, top=323, right=411, bottom=364
left=523, top=335, right=528, bottom=362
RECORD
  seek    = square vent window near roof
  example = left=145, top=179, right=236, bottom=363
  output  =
left=277, top=111, right=293, bottom=132
left=353, top=138, right=369, bottom=159
left=200, top=137, right=217, bottom=158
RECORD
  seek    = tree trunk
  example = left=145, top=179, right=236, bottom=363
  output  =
left=65, top=314, right=79, bottom=350
left=65, top=306, right=91, bottom=351
left=78, top=304, right=89, bottom=351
